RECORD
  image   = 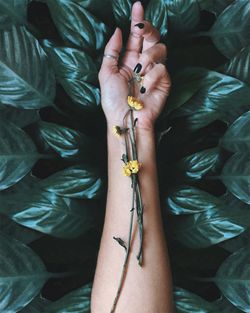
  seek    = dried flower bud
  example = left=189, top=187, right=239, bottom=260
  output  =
left=127, top=96, right=143, bottom=110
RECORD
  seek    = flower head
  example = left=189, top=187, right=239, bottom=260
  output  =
left=129, top=160, right=141, bottom=174
left=122, top=163, right=132, bottom=176
left=127, top=96, right=143, bottom=110
left=112, top=126, right=122, bottom=137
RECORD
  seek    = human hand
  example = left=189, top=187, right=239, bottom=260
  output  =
left=99, top=1, right=171, bottom=131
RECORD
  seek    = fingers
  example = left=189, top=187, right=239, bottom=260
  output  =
left=142, top=21, right=160, bottom=51
left=126, top=1, right=144, bottom=54
left=100, top=28, right=123, bottom=77
left=140, top=63, right=171, bottom=96
left=137, top=43, right=167, bottom=74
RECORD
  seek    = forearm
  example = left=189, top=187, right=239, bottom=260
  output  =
left=91, top=124, right=174, bottom=313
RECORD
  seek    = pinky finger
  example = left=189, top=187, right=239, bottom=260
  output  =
left=140, top=63, right=171, bottom=96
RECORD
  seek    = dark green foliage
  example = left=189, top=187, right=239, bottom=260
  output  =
left=0, top=0, right=249, bottom=312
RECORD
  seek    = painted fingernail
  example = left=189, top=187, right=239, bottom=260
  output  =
left=140, top=86, right=146, bottom=94
left=133, top=63, right=142, bottom=73
left=134, top=23, right=144, bottom=29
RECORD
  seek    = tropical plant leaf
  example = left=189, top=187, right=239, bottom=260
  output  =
left=215, top=245, right=250, bottom=312
left=166, top=186, right=223, bottom=215
left=38, top=164, right=104, bottom=199
left=221, top=153, right=250, bottom=204
left=112, top=0, right=131, bottom=32
left=0, top=118, right=39, bottom=190
left=0, top=106, right=39, bottom=128
left=214, top=296, right=246, bottom=312
left=220, top=111, right=250, bottom=152
left=174, top=147, right=222, bottom=181
left=46, top=283, right=91, bottom=312
left=220, top=229, right=250, bottom=254
left=198, top=0, right=235, bottom=15
left=165, top=0, right=200, bottom=33
left=209, top=0, right=250, bottom=58
left=0, top=0, right=28, bottom=28
left=145, top=0, right=168, bottom=39
left=174, top=287, right=215, bottom=312
left=46, top=0, right=110, bottom=53
left=222, top=45, right=250, bottom=86
left=0, top=233, right=49, bottom=312
left=0, top=214, right=42, bottom=244
left=37, top=121, right=93, bottom=160
left=167, top=68, right=250, bottom=130
left=6, top=190, right=98, bottom=238
left=170, top=189, right=248, bottom=248
left=19, top=295, right=50, bottom=313
left=0, top=25, right=55, bottom=109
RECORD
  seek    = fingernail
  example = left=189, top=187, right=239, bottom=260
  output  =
left=140, top=86, right=146, bottom=94
left=133, top=63, right=142, bottom=73
left=134, top=23, right=144, bottom=29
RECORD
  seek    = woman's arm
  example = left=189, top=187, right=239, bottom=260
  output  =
left=91, top=2, right=173, bottom=312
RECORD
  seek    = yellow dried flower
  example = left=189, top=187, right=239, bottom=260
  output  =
left=112, top=126, right=122, bottom=137
left=122, top=163, right=132, bottom=176
left=129, top=160, right=141, bottom=174
left=127, top=96, right=143, bottom=110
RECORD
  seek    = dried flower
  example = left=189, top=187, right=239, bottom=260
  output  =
left=127, top=96, right=143, bottom=110
left=122, top=163, right=132, bottom=176
left=112, top=126, right=122, bottom=137
left=129, top=160, right=141, bottom=174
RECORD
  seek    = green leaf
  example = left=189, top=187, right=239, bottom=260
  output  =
left=221, top=153, right=250, bottom=205
left=0, top=233, right=48, bottom=312
left=0, top=26, right=55, bottom=109
left=0, top=118, right=39, bottom=190
left=38, top=164, right=104, bottom=199
left=175, top=147, right=222, bottom=180
left=112, top=0, right=132, bottom=32
left=222, top=45, right=250, bottom=86
left=166, top=0, right=200, bottom=33
left=46, top=0, right=110, bottom=52
left=174, top=287, right=215, bottom=313
left=209, top=0, right=250, bottom=58
left=166, top=186, right=223, bottom=215
left=220, top=111, right=250, bottom=152
left=38, top=121, right=92, bottom=160
left=167, top=67, right=250, bottom=130
left=46, top=283, right=91, bottom=312
left=215, top=245, right=250, bottom=312
left=0, top=214, right=42, bottom=244
left=214, top=296, right=246, bottom=312
left=145, top=0, right=168, bottom=38
left=170, top=189, right=248, bottom=248
left=19, top=295, right=50, bottom=313
left=198, top=0, right=235, bottom=16
left=0, top=0, right=28, bottom=28
left=220, top=229, right=250, bottom=253
left=0, top=106, right=39, bottom=128
left=7, top=190, right=98, bottom=238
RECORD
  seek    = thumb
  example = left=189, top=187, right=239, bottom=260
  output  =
left=100, top=28, right=123, bottom=76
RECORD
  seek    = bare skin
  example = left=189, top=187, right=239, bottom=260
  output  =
left=91, top=2, right=173, bottom=313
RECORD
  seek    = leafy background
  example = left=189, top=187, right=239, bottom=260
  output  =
left=0, top=0, right=249, bottom=312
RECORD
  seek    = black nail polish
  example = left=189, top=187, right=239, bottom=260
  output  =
left=140, top=86, right=146, bottom=94
left=133, top=63, right=142, bottom=73
left=134, top=23, right=144, bottom=29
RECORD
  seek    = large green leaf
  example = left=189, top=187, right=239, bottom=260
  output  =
left=174, top=287, right=215, bottom=313
left=38, top=164, right=104, bottom=199
left=174, top=147, right=222, bottom=181
left=221, top=153, right=250, bottom=205
left=222, top=46, right=250, bottom=86
left=112, top=0, right=131, bottom=32
left=145, top=0, right=168, bottom=39
left=220, top=229, right=250, bottom=254
left=0, top=26, right=55, bottom=109
left=0, top=0, right=28, bottom=28
left=170, top=189, right=248, bottom=248
left=46, top=283, right=91, bottom=312
left=43, top=42, right=100, bottom=111
left=166, top=186, right=223, bottom=215
left=214, top=296, right=244, bottom=313
left=7, top=190, right=98, bottom=238
left=0, top=233, right=49, bottom=312
left=209, top=0, right=250, bottom=58
left=0, top=214, right=42, bottom=244
left=220, top=111, right=250, bottom=152
left=20, top=295, right=50, bottom=313
left=0, top=106, right=39, bottom=128
left=0, top=118, right=39, bottom=190
left=38, top=121, right=92, bottom=160
left=198, top=0, right=235, bottom=16
left=215, top=245, right=250, bottom=312
left=167, top=68, right=250, bottom=130
left=165, top=0, right=200, bottom=33
left=46, top=0, right=110, bottom=53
